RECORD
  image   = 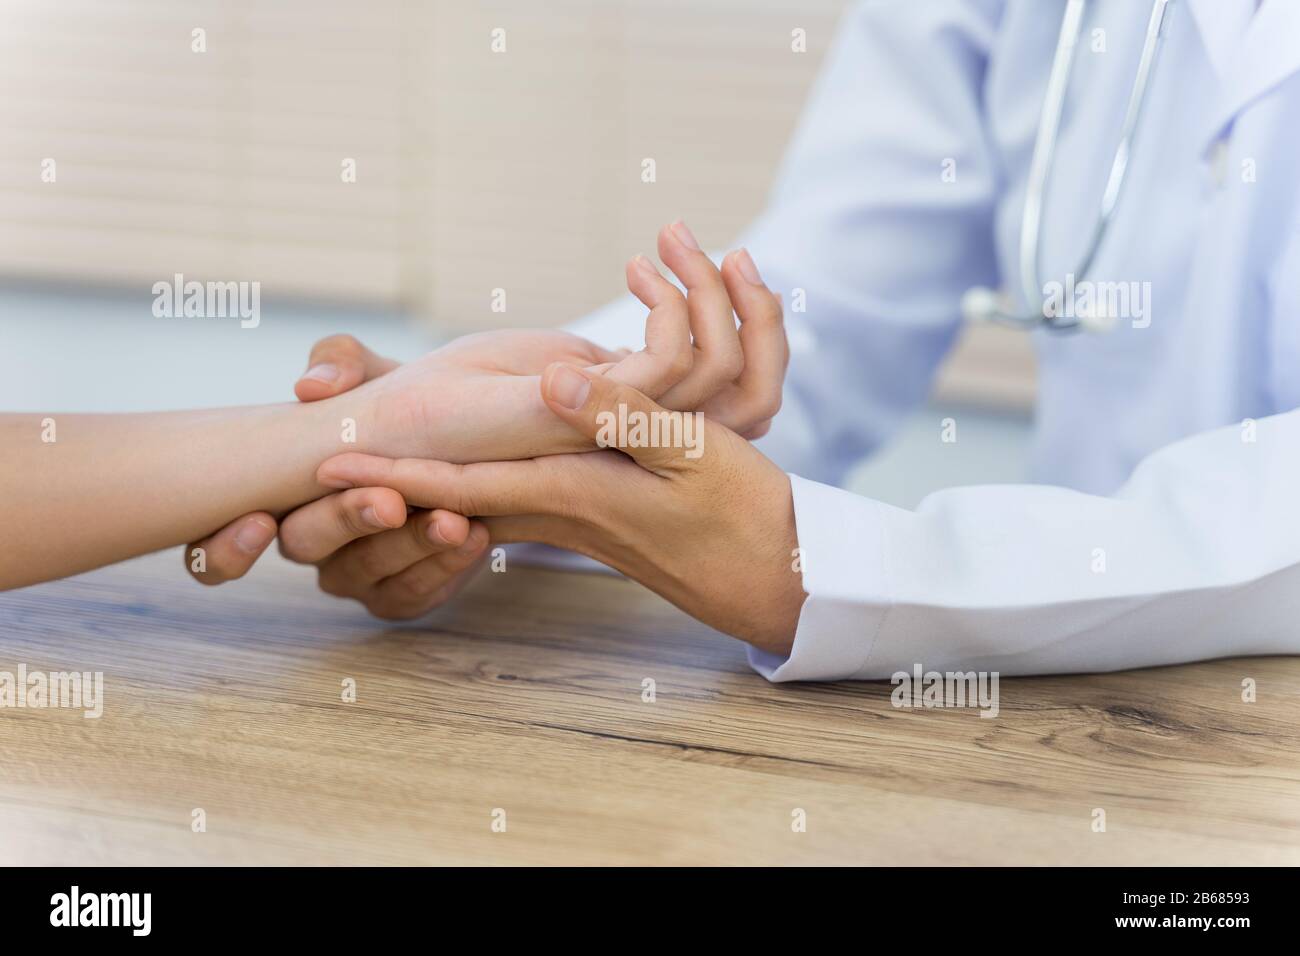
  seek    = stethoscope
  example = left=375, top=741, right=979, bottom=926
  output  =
left=961, top=0, right=1173, bottom=333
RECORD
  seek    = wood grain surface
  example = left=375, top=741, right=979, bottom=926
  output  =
left=1, top=549, right=1297, bottom=865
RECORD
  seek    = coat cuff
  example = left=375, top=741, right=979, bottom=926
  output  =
left=747, top=475, right=895, bottom=682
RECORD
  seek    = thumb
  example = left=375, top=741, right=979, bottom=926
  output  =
left=295, top=334, right=399, bottom=402
left=540, top=362, right=707, bottom=472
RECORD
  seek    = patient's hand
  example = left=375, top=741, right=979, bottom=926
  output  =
left=342, top=229, right=784, bottom=462
left=347, top=327, right=629, bottom=462
left=189, top=221, right=787, bottom=619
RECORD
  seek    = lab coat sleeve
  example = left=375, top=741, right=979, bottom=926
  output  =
left=570, top=0, right=1006, bottom=487
left=749, top=410, right=1300, bottom=681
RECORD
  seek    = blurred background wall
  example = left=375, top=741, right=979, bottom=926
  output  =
left=8, top=0, right=843, bottom=314
left=0, top=0, right=1035, bottom=503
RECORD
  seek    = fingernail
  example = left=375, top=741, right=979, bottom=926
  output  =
left=301, top=363, right=340, bottom=384
left=427, top=518, right=450, bottom=545
left=670, top=220, right=701, bottom=251
left=234, top=517, right=274, bottom=554
left=632, top=254, right=660, bottom=278
left=548, top=364, right=591, bottom=410
left=361, top=505, right=388, bottom=529
left=735, top=248, right=764, bottom=286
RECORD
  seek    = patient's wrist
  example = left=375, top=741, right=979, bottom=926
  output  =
left=303, top=388, right=380, bottom=455
left=242, top=397, right=375, bottom=515
left=297, top=367, right=589, bottom=468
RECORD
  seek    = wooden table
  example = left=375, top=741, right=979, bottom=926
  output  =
left=1, top=550, right=1297, bottom=865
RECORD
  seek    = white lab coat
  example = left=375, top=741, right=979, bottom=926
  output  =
left=571, top=0, right=1300, bottom=680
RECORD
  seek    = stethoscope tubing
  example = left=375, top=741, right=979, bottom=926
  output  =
left=974, top=0, right=1172, bottom=333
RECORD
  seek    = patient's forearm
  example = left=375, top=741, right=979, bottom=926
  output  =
left=1, top=400, right=350, bottom=589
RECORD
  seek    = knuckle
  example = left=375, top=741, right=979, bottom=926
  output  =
left=316, top=567, right=348, bottom=597
left=756, top=391, right=783, bottom=422
left=425, top=583, right=456, bottom=608
left=454, top=492, right=479, bottom=518
left=398, top=573, right=436, bottom=599
left=717, top=348, right=745, bottom=383
left=667, top=345, right=694, bottom=381
left=662, top=284, right=687, bottom=307
left=398, top=457, right=447, bottom=500
left=744, top=289, right=782, bottom=323
left=444, top=465, right=479, bottom=516
left=353, top=543, right=390, bottom=581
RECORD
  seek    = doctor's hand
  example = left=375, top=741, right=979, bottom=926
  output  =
left=315, top=362, right=806, bottom=654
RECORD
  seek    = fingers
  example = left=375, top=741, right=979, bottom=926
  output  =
left=608, top=221, right=751, bottom=411
left=279, top=489, right=489, bottom=621
left=363, top=523, right=491, bottom=617
left=605, top=255, right=693, bottom=399
left=714, top=248, right=787, bottom=430
left=318, top=441, right=646, bottom=519
left=540, top=362, right=702, bottom=474
left=317, top=507, right=470, bottom=587
left=185, top=512, right=277, bottom=585
left=278, top=487, right=408, bottom=564
left=294, top=333, right=401, bottom=402
left=319, top=454, right=568, bottom=516
left=318, top=518, right=491, bottom=617
left=655, top=221, right=745, bottom=409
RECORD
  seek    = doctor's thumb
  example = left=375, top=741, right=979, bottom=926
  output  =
left=540, top=362, right=697, bottom=471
